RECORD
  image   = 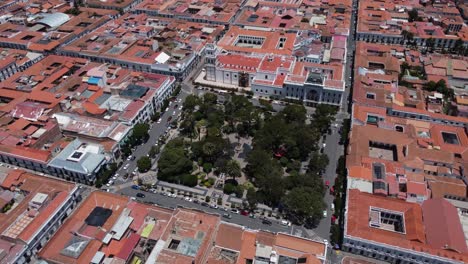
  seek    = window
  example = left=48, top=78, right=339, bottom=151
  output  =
left=455, top=153, right=462, bottom=158
left=265, top=75, right=268, bottom=79
left=366, top=93, right=376, bottom=99
left=395, top=125, right=404, bottom=132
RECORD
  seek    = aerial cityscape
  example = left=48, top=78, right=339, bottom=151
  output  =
left=0, top=0, right=466, bottom=263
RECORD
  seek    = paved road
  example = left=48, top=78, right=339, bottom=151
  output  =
left=120, top=186, right=294, bottom=234
left=110, top=89, right=190, bottom=186
left=315, top=0, right=357, bottom=243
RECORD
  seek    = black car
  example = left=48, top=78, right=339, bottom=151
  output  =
left=136, top=193, right=145, bottom=198
left=201, top=202, right=209, bottom=207
left=262, top=219, right=272, bottom=225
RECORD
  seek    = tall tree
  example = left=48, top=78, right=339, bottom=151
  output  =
left=283, top=186, right=326, bottom=224
left=225, top=159, right=242, bottom=180
left=137, top=156, right=152, bottom=173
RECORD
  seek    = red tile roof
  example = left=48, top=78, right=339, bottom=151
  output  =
left=347, top=189, right=468, bottom=262
left=422, top=198, right=468, bottom=253
left=116, top=233, right=141, bottom=261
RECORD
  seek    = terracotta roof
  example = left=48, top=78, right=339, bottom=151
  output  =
left=346, top=189, right=468, bottom=262
left=422, top=198, right=468, bottom=253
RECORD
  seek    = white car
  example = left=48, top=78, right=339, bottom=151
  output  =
left=179, top=106, right=183, bottom=111
left=157, top=118, right=162, bottom=124
left=323, top=210, right=328, bottom=217
left=127, top=156, right=132, bottom=161
left=112, top=176, right=117, bottom=180
left=184, top=197, right=193, bottom=202
left=210, top=204, right=218, bottom=209
left=170, top=193, right=177, bottom=198
left=322, top=143, right=326, bottom=148
left=280, top=220, right=291, bottom=226
left=123, top=164, right=130, bottom=170
left=172, top=111, right=176, bottom=115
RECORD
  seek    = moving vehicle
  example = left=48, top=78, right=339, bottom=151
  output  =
left=240, top=210, right=249, bottom=216
left=136, top=193, right=145, bottom=198
left=131, top=185, right=140, bottom=190
left=262, top=219, right=272, bottom=225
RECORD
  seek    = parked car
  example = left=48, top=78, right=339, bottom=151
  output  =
left=210, top=204, right=218, bottom=209
left=230, top=209, right=239, bottom=214
left=157, top=118, right=162, bottom=124
left=126, top=156, right=132, bottom=161
left=331, top=203, right=335, bottom=212
left=249, top=213, right=256, bottom=219
left=262, top=219, right=272, bottom=225
left=169, top=193, right=177, bottom=198
left=222, top=213, right=232, bottom=219
left=167, top=116, right=172, bottom=122
left=136, top=193, right=145, bottom=198
left=184, top=197, right=193, bottom=202
left=323, top=210, right=328, bottom=217
left=201, top=202, right=209, bottom=207
left=280, top=220, right=291, bottom=226
left=131, top=185, right=140, bottom=190
left=240, top=210, right=249, bottom=216
left=174, top=104, right=178, bottom=109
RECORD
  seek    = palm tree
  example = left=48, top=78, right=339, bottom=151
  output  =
left=202, top=142, right=216, bottom=160
left=225, top=160, right=242, bottom=180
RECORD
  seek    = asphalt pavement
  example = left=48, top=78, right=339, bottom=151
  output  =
left=110, top=89, right=190, bottom=186
left=120, top=186, right=293, bottom=234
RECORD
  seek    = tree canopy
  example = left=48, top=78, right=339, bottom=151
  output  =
left=137, top=156, right=151, bottom=173
left=283, top=186, right=326, bottom=224
left=158, top=138, right=194, bottom=186
left=131, top=123, right=150, bottom=143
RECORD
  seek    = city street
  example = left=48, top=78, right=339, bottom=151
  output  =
left=107, top=22, right=356, bottom=245
left=110, top=89, right=190, bottom=185
left=119, top=186, right=294, bottom=234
